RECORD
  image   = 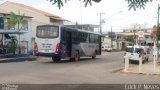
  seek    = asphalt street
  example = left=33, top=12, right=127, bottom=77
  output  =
left=0, top=51, right=160, bottom=84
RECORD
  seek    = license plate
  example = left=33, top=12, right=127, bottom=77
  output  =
left=45, top=50, right=49, bottom=52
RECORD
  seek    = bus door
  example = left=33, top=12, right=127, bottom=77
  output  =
left=66, top=31, right=72, bottom=56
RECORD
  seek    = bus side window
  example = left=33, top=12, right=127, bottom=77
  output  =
left=61, top=29, right=66, bottom=43
left=82, top=33, right=88, bottom=43
left=86, top=33, right=89, bottom=43
left=79, top=32, right=83, bottom=42
left=72, top=31, right=78, bottom=43
left=89, top=34, right=94, bottom=43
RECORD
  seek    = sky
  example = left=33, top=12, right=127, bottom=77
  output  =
left=0, top=0, right=159, bottom=32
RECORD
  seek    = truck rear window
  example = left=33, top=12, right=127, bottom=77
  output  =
left=135, top=48, right=141, bottom=53
left=126, top=47, right=133, bottom=53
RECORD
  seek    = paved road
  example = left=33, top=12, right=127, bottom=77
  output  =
left=0, top=51, right=160, bottom=84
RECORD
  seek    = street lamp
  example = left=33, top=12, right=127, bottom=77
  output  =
left=105, top=11, right=122, bottom=21
left=97, top=11, right=123, bottom=34
left=106, top=11, right=123, bottom=48
left=98, top=11, right=123, bottom=49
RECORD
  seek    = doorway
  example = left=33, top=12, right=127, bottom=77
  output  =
left=66, top=32, right=72, bottom=56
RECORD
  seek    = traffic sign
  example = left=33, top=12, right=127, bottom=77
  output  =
left=152, top=25, right=157, bottom=39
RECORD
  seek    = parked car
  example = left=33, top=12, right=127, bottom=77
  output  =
left=102, top=45, right=113, bottom=52
left=124, top=45, right=149, bottom=63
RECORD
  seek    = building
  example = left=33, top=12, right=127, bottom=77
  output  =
left=0, top=11, right=32, bottom=54
left=122, top=27, right=153, bottom=45
left=102, top=27, right=153, bottom=50
left=0, top=1, right=65, bottom=54
left=102, top=32, right=124, bottom=50
left=64, top=24, right=99, bottom=32
left=0, top=1, right=65, bottom=38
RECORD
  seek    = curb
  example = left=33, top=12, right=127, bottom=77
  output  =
left=28, top=56, right=37, bottom=61
left=0, top=57, right=27, bottom=63
left=112, top=68, right=160, bottom=75
left=0, top=55, right=37, bottom=63
left=111, top=68, right=123, bottom=73
left=122, top=69, right=160, bottom=75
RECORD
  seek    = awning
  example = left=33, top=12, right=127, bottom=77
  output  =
left=0, top=30, right=27, bottom=34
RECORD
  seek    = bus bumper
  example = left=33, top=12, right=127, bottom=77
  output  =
left=35, top=52, right=61, bottom=57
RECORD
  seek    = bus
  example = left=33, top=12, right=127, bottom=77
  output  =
left=34, top=25, right=101, bottom=62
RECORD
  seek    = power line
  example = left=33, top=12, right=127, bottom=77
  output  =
left=97, top=12, right=105, bottom=34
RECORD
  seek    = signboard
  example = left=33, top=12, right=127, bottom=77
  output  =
left=138, top=31, right=144, bottom=37
left=21, top=41, right=28, bottom=54
left=152, top=25, right=157, bottom=41
left=138, top=37, right=144, bottom=41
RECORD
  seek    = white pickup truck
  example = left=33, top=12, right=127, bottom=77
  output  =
left=102, top=45, right=113, bottom=52
left=124, top=45, right=149, bottom=63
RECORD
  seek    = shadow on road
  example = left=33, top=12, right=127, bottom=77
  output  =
left=129, top=60, right=151, bottom=65
left=40, top=57, right=101, bottom=64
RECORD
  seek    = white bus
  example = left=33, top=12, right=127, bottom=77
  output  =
left=34, top=25, right=101, bottom=62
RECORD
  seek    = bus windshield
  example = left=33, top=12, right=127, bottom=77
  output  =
left=36, top=26, right=59, bottom=38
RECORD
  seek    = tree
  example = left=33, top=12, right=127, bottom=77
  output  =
left=125, top=37, right=134, bottom=42
left=8, top=36, right=18, bottom=55
left=126, top=0, right=153, bottom=11
left=158, top=24, right=160, bottom=40
left=49, top=0, right=101, bottom=9
left=4, top=12, right=27, bottom=54
left=49, top=0, right=154, bottom=11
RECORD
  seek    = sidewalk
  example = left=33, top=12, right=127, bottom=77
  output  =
left=0, top=54, right=37, bottom=63
left=101, top=51, right=109, bottom=55
left=123, top=60, right=160, bottom=75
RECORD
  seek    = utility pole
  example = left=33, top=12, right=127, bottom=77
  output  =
left=157, top=4, right=160, bottom=45
left=97, top=13, right=105, bottom=34
left=133, top=25, right=136, bottom=45
left=111, top=26, right=113, bottom=48
left=157, top=4, right=160, bottom=57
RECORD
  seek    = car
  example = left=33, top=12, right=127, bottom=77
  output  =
left=102, top=45, right=113, bottom=52
left=124, top=45, right=149, bottom=63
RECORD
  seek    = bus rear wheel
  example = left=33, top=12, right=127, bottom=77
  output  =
left=52, top=57, right=61, bottom=63
left=74, top=51, right=80, bottom=61
left=92, top=51, right=96, bottom=59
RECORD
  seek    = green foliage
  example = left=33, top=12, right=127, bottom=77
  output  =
left=158, top=24, right=160, bottom=40
left=49, top=0, right=154, bottom=10
left=125, top=37, right=134, bottom=42
left=48, top=0, right=155, bottom=11
left=5, top=12, right=27, bottom=54
left=4, top=12, right=27, bottom=31
left=3, top=16, right=16, bottom=30
left=8, top=37, right=18, bottom=55
left=48, top=0, right=101, bottom=9
left=126, top=0, right=153, bottom=11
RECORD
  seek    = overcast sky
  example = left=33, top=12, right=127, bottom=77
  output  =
left=0, top=0, right=159, bottom=32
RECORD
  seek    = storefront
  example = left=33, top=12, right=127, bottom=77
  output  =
left=0, top=30, right=29, bottom=55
